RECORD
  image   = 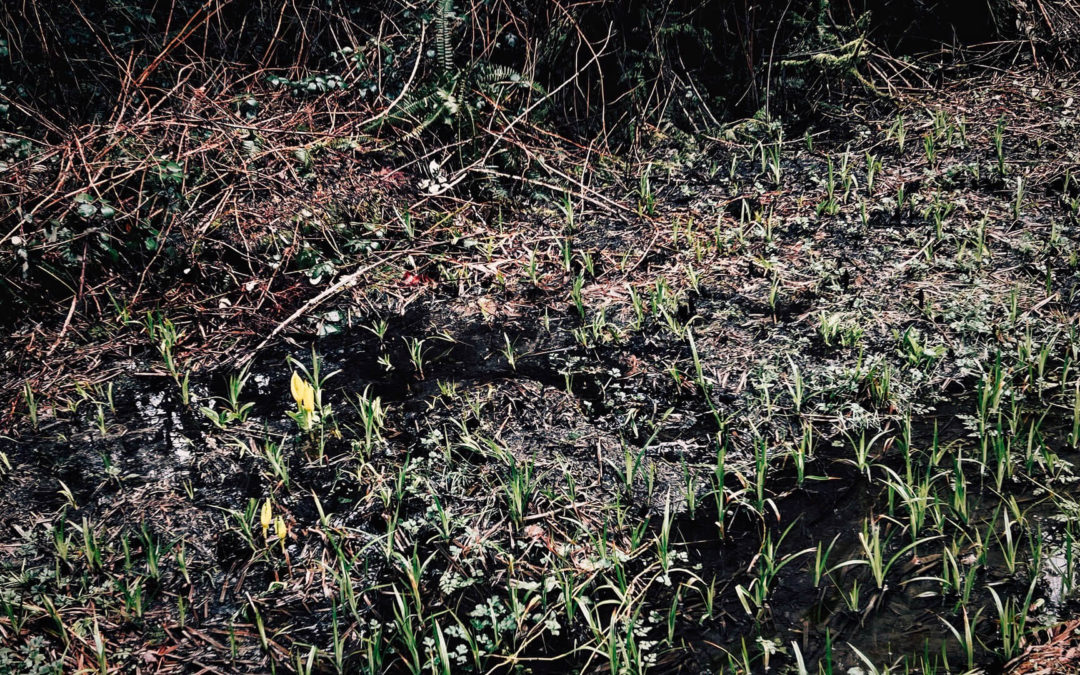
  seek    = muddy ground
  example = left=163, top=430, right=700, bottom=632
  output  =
left=3, top=65, right=1080, bottom=673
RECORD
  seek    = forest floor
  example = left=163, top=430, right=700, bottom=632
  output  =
left=2, top=62, right=1080, bottom=673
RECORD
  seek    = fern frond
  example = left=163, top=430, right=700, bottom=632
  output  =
left=476, top=65, right=524, bottom=85
left=435, top=0, right=454, bottom=76
left=475, top=64, right=546, bottom=95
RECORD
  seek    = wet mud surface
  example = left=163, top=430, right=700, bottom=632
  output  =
left=3, top=70, right=1080, bottom=673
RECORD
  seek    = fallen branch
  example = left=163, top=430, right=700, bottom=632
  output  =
left=244, top=251, right=409, bottom=362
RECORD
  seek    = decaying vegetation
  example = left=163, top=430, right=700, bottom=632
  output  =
left=2, top=1, right=1080, bottom=673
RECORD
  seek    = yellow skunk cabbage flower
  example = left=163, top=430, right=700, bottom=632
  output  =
left=274, top=516, right=287, bottom=551
left=290, top=372, right=315, bottom=413
left=261, top=499, right=272, bottom=538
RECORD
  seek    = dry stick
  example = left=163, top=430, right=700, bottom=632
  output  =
left=352, top=23, right=427, bottom=130
left=553, top=0, right=609, bottom=142
left=244, top=251, right=409, bottom=362
left=46, top=241, right=88, bottom=357
left=1021, top=292, right=1059, bottom=320
left=0, top=91, right=64, bottom=137
left=90, top=69, right=197, bottom=167
left=763, top=0, right=795, bottom=123
left=531, top=152, right=628, bottom=215
left=132, top=2, right=223, bottom=89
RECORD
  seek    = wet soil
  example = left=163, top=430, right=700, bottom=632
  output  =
left=3, top=67, right=1080, bottom=673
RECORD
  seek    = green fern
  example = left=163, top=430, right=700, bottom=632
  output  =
left=476, top=65, right=523, bottom=85
left=434, top=0, right=454, bottom=76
